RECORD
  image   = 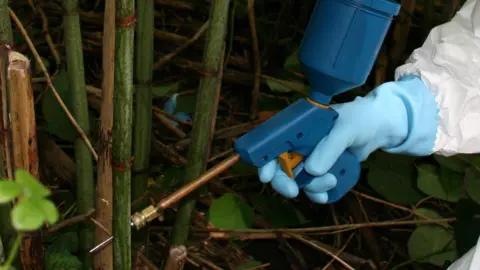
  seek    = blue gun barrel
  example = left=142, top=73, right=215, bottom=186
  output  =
left=234, top=0, right=400, bottom=203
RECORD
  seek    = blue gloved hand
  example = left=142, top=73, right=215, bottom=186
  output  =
left=258, top=75, right=439, bottom=203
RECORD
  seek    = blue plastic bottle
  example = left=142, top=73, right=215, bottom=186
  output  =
left=300, top=0, right=401, bottom=104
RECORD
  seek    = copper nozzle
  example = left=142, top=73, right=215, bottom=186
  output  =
left=131, top=153, right=241, bottom=229
left=130, top=205, right=159, bottom=229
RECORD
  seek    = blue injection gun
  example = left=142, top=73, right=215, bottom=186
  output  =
left=129, top=0, right=402, bottom=230
left=234, top=0, right=401, bottom=203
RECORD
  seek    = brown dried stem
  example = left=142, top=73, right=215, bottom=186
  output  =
left=321, top=233, right=355, bottom=270
left=288, top=233, right=355, bottom=270
left=8, top=51, right=43, bottom=270
left=153, top=107, right=192, bottom=126
left=155, top=112, right=186, bottom=138
left=185, top=215, right=480, bottom=234
left=8, top=8, right=98, bottom=161
left=163, top=245, right=188, bottom=270
left=94, top=0, right=115, bottom=268
left=247, top=0, right=261, bottom=119
left=37, top=7, right=61, bottom=74
left=351, top=190, right=452, bottom=229
left=47, top=208, right=95, bottom=233
left=153, top=20, right=209, bottom=70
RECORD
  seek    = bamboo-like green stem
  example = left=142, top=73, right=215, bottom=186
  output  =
left=62, top=0, right=95, bottom=267
left=112, top=0, right=135, bottom=268
left=0, top=0, right=14, bottom=258
left=0, top=0, right=11, bottom=43
left=132, top=0, right=153, bottom=212
left=132, top=0, right=153, bottom=251
left=170, top=0, right=230, bottom=246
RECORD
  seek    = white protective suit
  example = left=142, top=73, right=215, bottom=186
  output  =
left=394, top=0, right=480, bottom=268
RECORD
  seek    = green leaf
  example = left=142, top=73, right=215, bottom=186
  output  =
left=45, top=251, right=82, bottom=270
left=415, top=208, right=443, bottom=220
left=0, top=181, right=21, bottom=203
left=175, top=95, right=197, bottom=114
left=413, top=208, right=451, bottom=229
left=152, top=82, right=180, bottom=97
left=235, top=260, right=263, bottom=270
left=41, top=69, right=76, bottom=142
left=11, top=198, right=45, bottom=231
left=14, top=169, right=50, bottom=198
left=417, top=164, right=463, bottom=202
left=407, top=225, right=457, bottom=267
left=434, top=154, right=469, bottom=173
left=366, top=151, right=425, bottom=204
left=250, top=194, right=307, bottom=227
left=284, top=48, right=300, bottom=71
left=208, top=193, right=253, bottom=229
left=39, top=199, right=59, bottom=225
left=265, top=78, right=310, bottom=94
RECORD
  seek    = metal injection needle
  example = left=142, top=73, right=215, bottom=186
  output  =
left=130, top=153, right=241, bottom=229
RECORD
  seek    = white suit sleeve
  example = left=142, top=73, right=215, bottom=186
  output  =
left=395, top=0, right=480, bottom=156
left=395, top=1, right=480, bottom=269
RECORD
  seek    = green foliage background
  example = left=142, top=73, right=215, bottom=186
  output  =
left=1, top=0, right=479, bottom=269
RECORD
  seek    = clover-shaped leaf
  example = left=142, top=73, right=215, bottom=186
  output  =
left=11, top=198, right=45, bottom=231
left=0, top=180, right=22, bottom=203
left=15, top=169, right=50, bottom=198
left=39, top=199, right=60, bottom=225
left=11, top=197, right=59, bottom=231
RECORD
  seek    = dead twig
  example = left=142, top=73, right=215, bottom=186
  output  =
left=174, top=215, right=480, bottom=234
left=89, top=217, right=111, bottom=236
left=187, top=252, right=224, bottom=270
left=208, top=148, right=233, bottom=163
left=152, top=139, right=188, bottom=165
left=352, top=190, right=452, bottom=229
left=136, top=251, right=161, bottom=270
left=247, top=0, right=261, bottom=119
left=174, top=121, right=260, bottom=148
left=47, top=209, right=95, bottom=233
left=288, top=233, right=355, bottom=270
left=153, top=20, right=209, bottom=70
left=155, top=112, right=187, bottom=138
left=321, top=233, right=355, bottom=270
left=37, top=7, right=60, bottom=74
left=153, top=107, right=192, bottom=126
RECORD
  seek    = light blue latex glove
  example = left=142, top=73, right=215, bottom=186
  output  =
left=258, top=75, right=439, bottom=203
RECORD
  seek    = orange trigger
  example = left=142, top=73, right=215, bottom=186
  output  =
left=278, top=152, right=304, bottom=179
